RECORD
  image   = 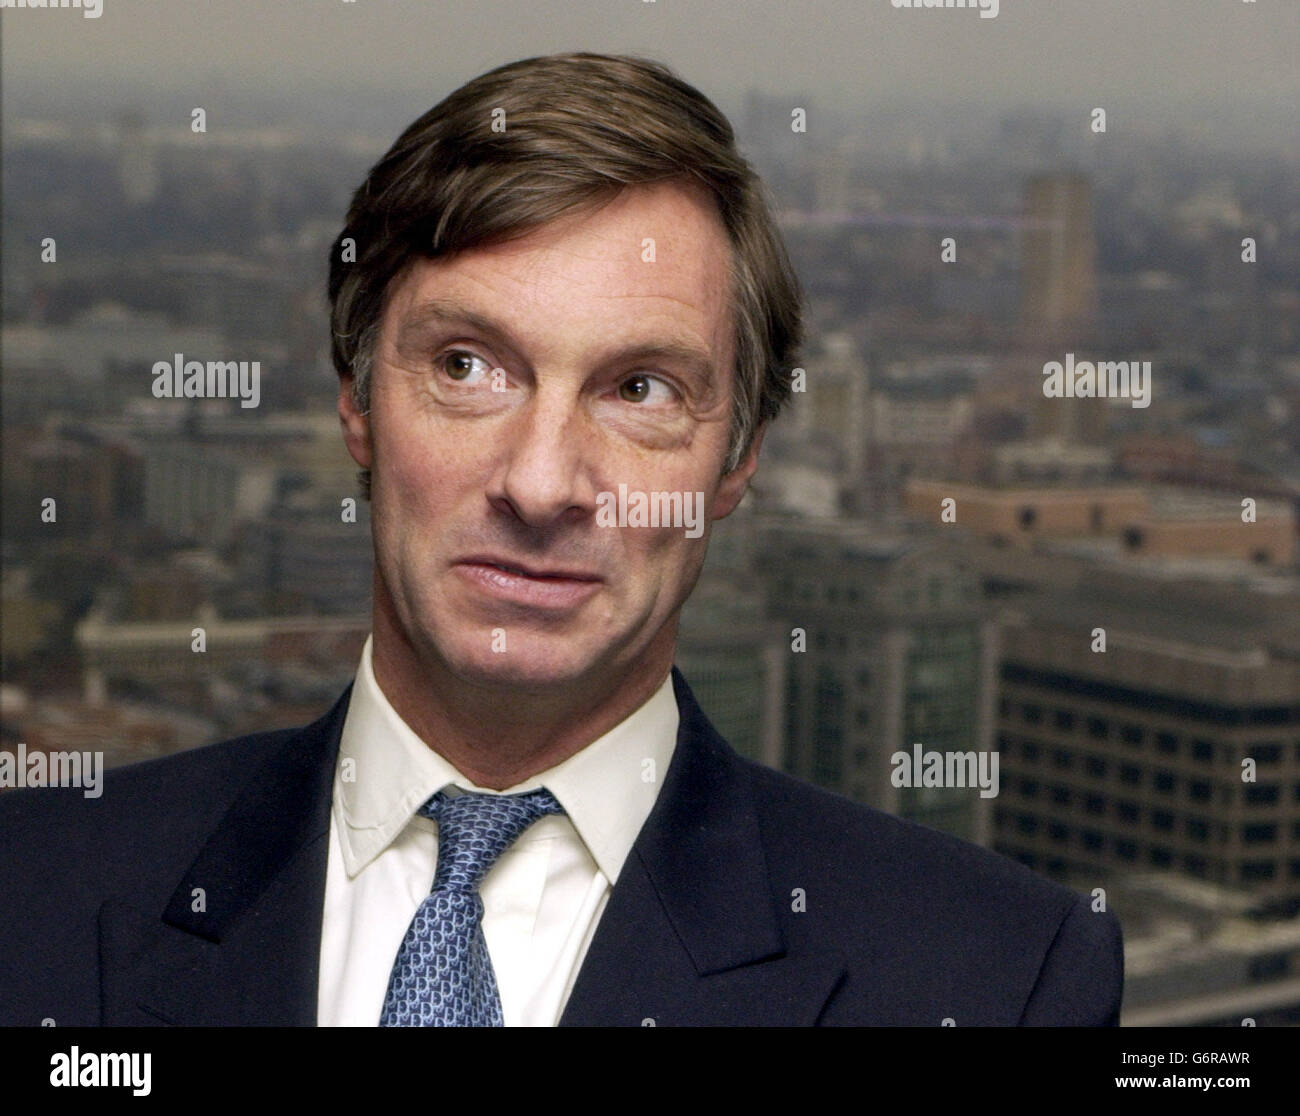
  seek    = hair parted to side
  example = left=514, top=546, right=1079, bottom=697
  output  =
left=328, top=52, right=804, bottom=500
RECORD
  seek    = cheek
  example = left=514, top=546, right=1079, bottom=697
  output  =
left=371, top=403, right=481, bottom=516
left=371, top=450, right=459, bottom=564
left=636, top=527, right=707, bottom=585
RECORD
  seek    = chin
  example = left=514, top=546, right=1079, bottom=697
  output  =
left=437, top=631, right=610, bottom=694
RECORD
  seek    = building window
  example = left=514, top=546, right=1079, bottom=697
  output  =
left=1085, top=795, right=1105, bottom=815
left=1151, top=810, right=1174, bottom=832
left=1016, top=813, right=1039, bottom=835
left=1047, top=822, right=1068, bottom=842
left=1189, top=780, right=1212, bottom=803
left=1051, top=749, right=1072, bottom=769
left=1117, top=801, right=1140, bottom=823
left=1119, top=723, right=1142, bottom=746
left=1082, top=830, right=1104, bottom=851
left=1022, top=703, right=1043, bottom=725
left=1154, top=771, right=1176, bottom=794
left=1155, top=732, right=1178, bottom=755
left=1085, top=756, right=1107, bottom=778
left=1020, top=779, right=1040, bottom=798
left=1119, top=765, right=1141, bottom=786
left=1241, top=861, right=1276, bottom=882
left=1243, top=823, right=1278, bottom=845
left=1116, top=840, right=1138, bottom=861
left=1051, top=786, right=1071, bottom=806
left=1149, top=847, right=1173, bottom=868
left=1191, top=739, right=1215, bottom=762
left=1018, top=506, right=1038, bottom=530
left=1088, top=717, right=1110, bottom=740
left=1187, top=819, right=1209, bottom=842
left=1053, top=710, right=1075, bottom=732
left=1251, top=743, right=1282, bottom=764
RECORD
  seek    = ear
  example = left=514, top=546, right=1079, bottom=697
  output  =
left=710, top=424, right=766, bottom=520
left=338, top=375, right=372, bottom=469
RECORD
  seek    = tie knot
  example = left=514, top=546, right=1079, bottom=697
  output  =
left=418, top=787, right=565, bottom=893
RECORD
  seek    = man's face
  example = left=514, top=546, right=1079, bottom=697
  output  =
left=340, top=181, right=760, bottom=694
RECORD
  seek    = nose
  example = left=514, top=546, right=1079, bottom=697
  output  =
left=486, top=388, right=598, bottom=529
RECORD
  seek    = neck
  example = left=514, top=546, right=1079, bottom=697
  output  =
left=369, top=598, right=676, bottom=791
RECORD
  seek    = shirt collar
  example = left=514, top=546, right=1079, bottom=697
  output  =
left=334, top=635, right=678, bottom=886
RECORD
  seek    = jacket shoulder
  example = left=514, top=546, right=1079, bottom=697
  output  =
left=0, top=728, right=297, bottom=863
left=0, top=724, right=308, bottom=943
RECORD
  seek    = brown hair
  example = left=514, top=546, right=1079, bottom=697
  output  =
left=328, top=52, right=803, bottom=495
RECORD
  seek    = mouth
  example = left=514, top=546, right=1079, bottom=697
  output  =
left=454, top=555, right=604, bottom=610
left=461, top=556, right=602, bottom=582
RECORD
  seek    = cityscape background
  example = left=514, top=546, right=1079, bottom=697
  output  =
left=3, top=0, right=1299, bottom=1027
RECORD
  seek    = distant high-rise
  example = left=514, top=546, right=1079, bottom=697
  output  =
left=1020, top=173, right=1103, bottom=442
left=754, top=517, right=999, bottom=845
left=1019, top=173, right=1098, bottom=341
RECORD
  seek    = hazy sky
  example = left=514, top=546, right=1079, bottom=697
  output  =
left=4, top=0, right=1298, bottom=149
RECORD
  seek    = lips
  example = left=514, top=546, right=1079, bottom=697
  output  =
left=460, top=555, right=601, bottom=582
left=454, top=555, right=604, bottom=610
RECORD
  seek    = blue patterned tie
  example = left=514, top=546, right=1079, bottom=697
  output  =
left=379, top=786, right=565, bottom=1027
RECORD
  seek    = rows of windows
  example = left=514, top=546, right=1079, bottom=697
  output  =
left=999, top=734, right=1300, bottom=805
left=999, top=698, right=1299, bottom=763
left=1000, top=663, right=1300, bottom=728
left=1000, top=796, right=1298, bottom=846
left=996, top=812, right=1300, bottom=881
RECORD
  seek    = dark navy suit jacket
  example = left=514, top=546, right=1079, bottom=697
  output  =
left=0, top=669, right=1123, bottom=1025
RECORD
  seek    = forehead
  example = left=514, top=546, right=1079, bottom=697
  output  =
left=381, top=181, right=735, bottom=370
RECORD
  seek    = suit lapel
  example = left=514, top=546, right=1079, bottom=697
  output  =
left=559, top=670, right=845, bottom=1026
left=99, top=688, right=350, bottom=1025
left=98, top=672, right=845, bottom=1027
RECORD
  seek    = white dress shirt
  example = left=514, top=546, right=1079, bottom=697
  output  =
left=316, top=635, right=679, bottom=1026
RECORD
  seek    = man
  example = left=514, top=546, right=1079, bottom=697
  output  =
left=0, top=52, right=1122, bottom=1026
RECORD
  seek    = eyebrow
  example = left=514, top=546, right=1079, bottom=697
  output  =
left=393, top=296, right=720, bottom=384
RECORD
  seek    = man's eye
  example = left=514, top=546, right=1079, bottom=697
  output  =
left=618, top=374, right=674, bottom=404
left=440, top=350, right=492, bottom=384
